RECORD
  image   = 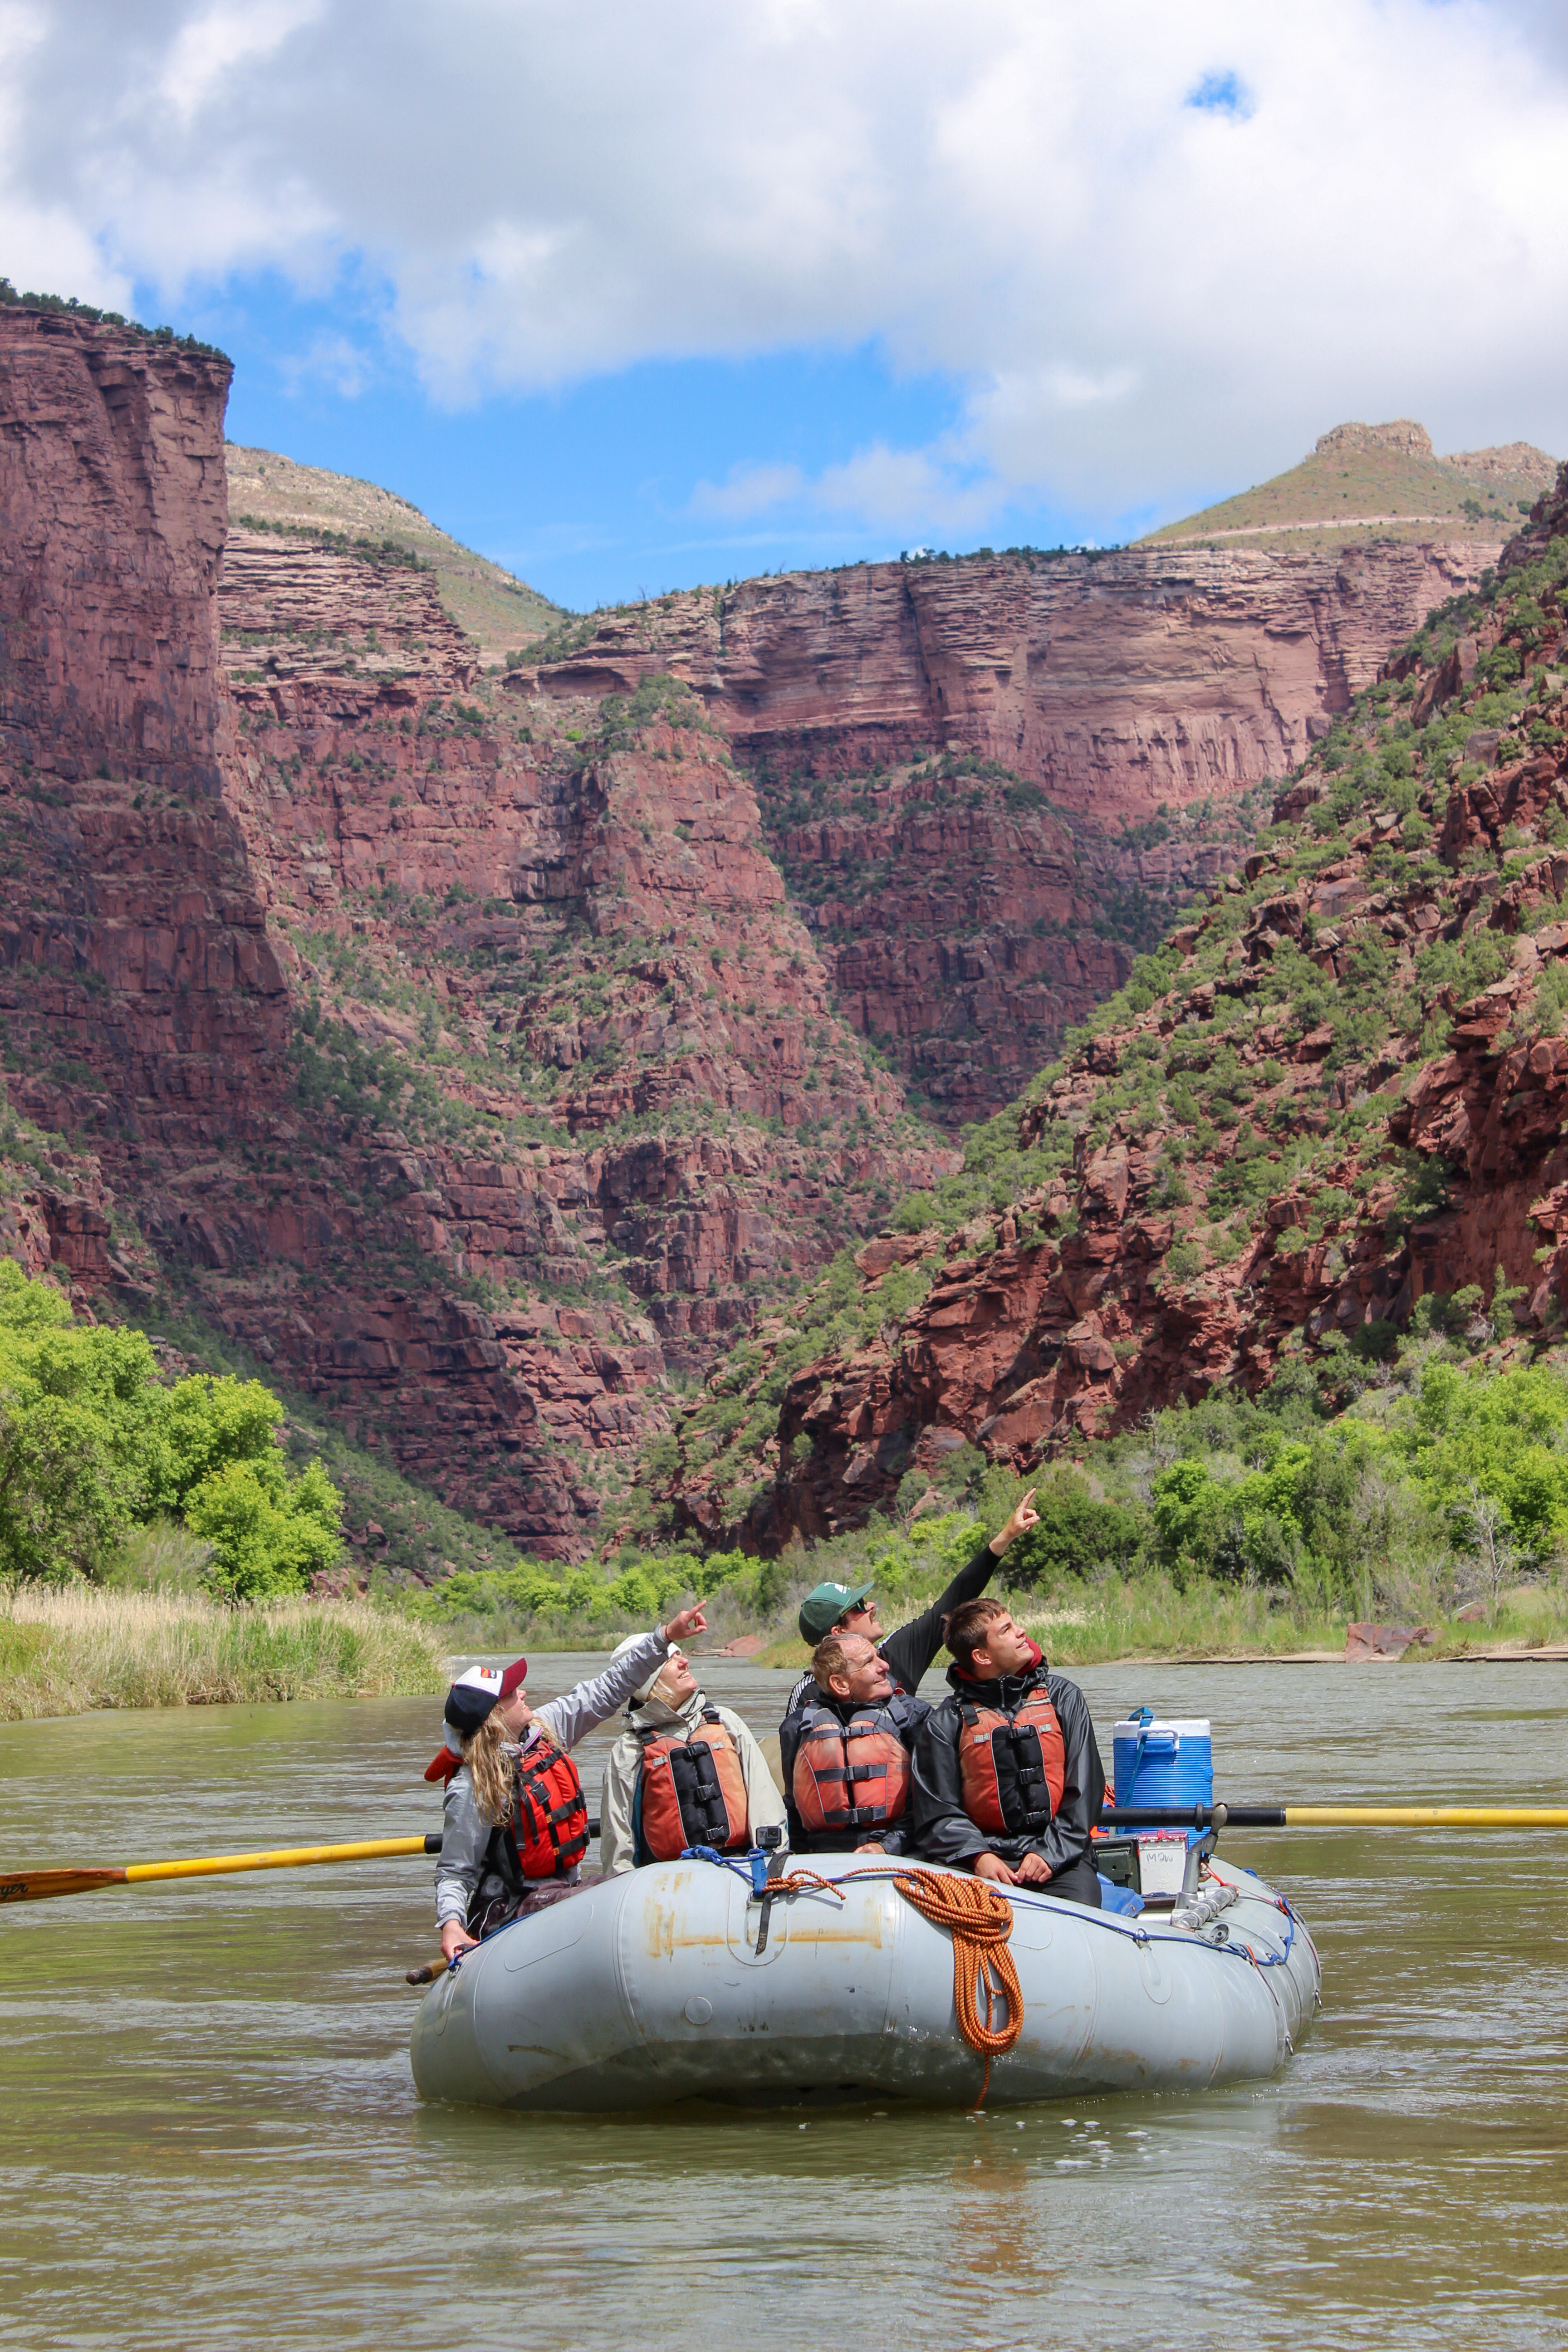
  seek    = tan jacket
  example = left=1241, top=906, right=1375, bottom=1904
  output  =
left=600, top=1687, right=789, bottom=1874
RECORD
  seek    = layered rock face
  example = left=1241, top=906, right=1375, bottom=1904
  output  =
left=0, top=310, right=288, bottom=1149
left=514, top=540, right=1489, bottom=1119
left=761, top=764, right=1254, bottom=1122
left=659, top=473, right=1568, bottom=1547
left=519, top=540, right=1488, bottom=817
left=0, top=306, right=945, bottom=1554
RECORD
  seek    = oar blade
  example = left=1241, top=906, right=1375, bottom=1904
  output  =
left=0, top=1867, right=128, bottom=1906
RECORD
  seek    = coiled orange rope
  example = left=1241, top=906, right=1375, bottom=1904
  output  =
left=765, top=1863, right=1024, bottom=2103
left=880, top=1868, right=1022, bottom=2102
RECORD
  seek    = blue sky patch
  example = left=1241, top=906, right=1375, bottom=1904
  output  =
left=1185, top=69, right=1254, bottom=118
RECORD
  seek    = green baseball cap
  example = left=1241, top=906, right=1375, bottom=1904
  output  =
left=799, top=1580, right=876, bottom=1643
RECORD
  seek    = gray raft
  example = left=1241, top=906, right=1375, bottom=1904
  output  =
left=411, top=1854, right=1321, bottom=2112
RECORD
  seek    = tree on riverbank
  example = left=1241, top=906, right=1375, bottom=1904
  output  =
left=0, top=1267, right=343, bottom=1597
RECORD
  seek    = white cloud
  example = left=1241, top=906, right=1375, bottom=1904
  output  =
left=159, top=0, right=321, bottom=125
left=0, top=0, right=1565, bottom=526
left=691, top=462, right=808, bottom=520
left=278, top=326, right=372, bottom=398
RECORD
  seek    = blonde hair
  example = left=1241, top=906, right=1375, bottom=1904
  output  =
left=463, top=1714, right=517, bottom=1826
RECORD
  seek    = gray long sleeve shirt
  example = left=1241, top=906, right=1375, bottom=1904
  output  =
left=435, top=1629, right=669, bottom=1929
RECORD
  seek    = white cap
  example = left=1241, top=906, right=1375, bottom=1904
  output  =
left=614, top=1632, right=682, bottom=1706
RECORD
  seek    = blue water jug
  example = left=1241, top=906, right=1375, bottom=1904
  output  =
left=1112, top=1712, right=1213, bottom=1844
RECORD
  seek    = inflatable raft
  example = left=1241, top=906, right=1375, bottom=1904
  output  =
left=410, top=1851, right=1320, bottom=2112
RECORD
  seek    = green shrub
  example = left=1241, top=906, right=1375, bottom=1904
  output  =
left=1005, top=1472, right=1142, bottom=1591
left=183, top=1456, right=343, bottom=1601
left=0, top=1267, right=345, bottom=1593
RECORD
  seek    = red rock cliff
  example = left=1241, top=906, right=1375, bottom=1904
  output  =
left=0, top=308, right=288, bottom=1147
left=657, top=473, right=1568, bottom=1548
left=519, top=541, right=1492, bottom=819
left=512, top=542, right=1491, bottom=1121
left=0, top=307, right=948, bottom=1556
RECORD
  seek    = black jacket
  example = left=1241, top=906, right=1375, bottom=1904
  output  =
left=783, top=1537, right=1000, bottom=1720
left=778, top=1688, right=930, bottom=1855
left=907, top=1656, right=1106, bottom=1877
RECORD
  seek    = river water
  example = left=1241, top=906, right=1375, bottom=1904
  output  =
left=2, top=1658, right=1565, bottom=2352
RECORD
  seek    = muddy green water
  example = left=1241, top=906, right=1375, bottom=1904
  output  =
left=2, top=1660, right=1566, bottom=2351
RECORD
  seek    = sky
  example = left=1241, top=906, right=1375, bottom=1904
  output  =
left=2, top=0, right=1567, bottom=612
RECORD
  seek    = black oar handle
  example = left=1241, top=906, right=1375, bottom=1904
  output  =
left=421, top=1822, right=603, bottom=1855
left=1099, top=1804, right=1286, bottom=1829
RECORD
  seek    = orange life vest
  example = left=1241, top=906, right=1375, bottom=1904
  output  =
left=790, top=1704, right=912, bottom=1836
left=636, top=1707, right=750, bottom=1860
left=512, top=1732, right=591, bottom=1879
left=957, top=1685, right=1066, bottom=1839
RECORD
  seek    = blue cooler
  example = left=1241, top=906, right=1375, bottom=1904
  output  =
left=1112, top=1712, right=1213, bottom=1845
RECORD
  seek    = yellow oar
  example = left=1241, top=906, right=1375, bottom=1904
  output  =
left=0, top=1833, right=442, bottom=1906
left=1106, top=1803, right=1568, bottom=1830
left=1283, top=1805, right=1568, bottom=1828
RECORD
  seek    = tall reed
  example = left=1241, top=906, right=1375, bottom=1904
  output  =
left=0, top=1587, right=447, bottom=1720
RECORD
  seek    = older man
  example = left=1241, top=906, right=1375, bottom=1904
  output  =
left=600, top=1636, right=787, bottom=1872
left=779, top=1631, right=930, bottom=1857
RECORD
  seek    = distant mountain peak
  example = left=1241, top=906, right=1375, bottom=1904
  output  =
left=1315, top=419, right=1434, bottom=461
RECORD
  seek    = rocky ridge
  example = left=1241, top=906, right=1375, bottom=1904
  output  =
left=225, top=443, right=559, bottom=659
left=0, top=305, right=943, bottom=1557
left=511, top=535, right=1490, bottom=1120
left=1147, top=417, right=1555, bottom=552
left=659, top=469, right=1568, bottom=1549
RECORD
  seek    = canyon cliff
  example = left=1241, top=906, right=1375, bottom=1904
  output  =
left=0, top=296, right=1529, bottom=1568
left=0, top=304, right=942, bottom=1556
left=663, top=471, right=1568, bottom=1551
left=514, top=539, right=1491, bottom=1121
left=519, top=542, right=1488, bottom=816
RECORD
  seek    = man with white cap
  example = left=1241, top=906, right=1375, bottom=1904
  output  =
left=430, top=1603, right=708, bottom=1964
left=599, top=1635, right=787, bottom=1874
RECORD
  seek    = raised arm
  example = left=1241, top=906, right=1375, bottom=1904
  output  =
left=536, top=1605, right=708, bottom=1751
left=880, top=1490, right=1039, bottom=1695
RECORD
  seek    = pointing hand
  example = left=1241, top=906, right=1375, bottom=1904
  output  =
left=991, top=1487, right=1039, bottom=1554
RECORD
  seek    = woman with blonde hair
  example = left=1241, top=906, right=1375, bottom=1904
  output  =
left=429, top=1604, right=708, bottom=1963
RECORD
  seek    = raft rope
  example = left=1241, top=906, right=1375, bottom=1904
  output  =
left=873, top=1867, right=1022, bottom=2104
left=686, top=1853, right=1023, bottom=2102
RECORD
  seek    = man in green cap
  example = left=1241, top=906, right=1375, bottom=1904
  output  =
left=779, top=1487, right=1039, bottom=1725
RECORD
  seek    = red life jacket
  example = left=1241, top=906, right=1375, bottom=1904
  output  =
left=512, top=1731, right=591, bottom=1879
left=957, top=1685, right=1066, bottom=1839
left=636, top=1707, right=750, bottom=1860
left=791, top=1703, right=912, bottom=1836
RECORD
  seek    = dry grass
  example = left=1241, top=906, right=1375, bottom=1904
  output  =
left=0, top=1587, right=448, bottom=1720
left=747, top=1574, right=1568, bottom=1676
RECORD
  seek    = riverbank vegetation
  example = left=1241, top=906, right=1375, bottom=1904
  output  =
left=0, top=1265, right=346, bottom=1597
left=396, top=1349, right=1568, bottom=1663
left=133, top=1297, right=552, bottom=1592
left=0, top=1585, right=446, bottom=1720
